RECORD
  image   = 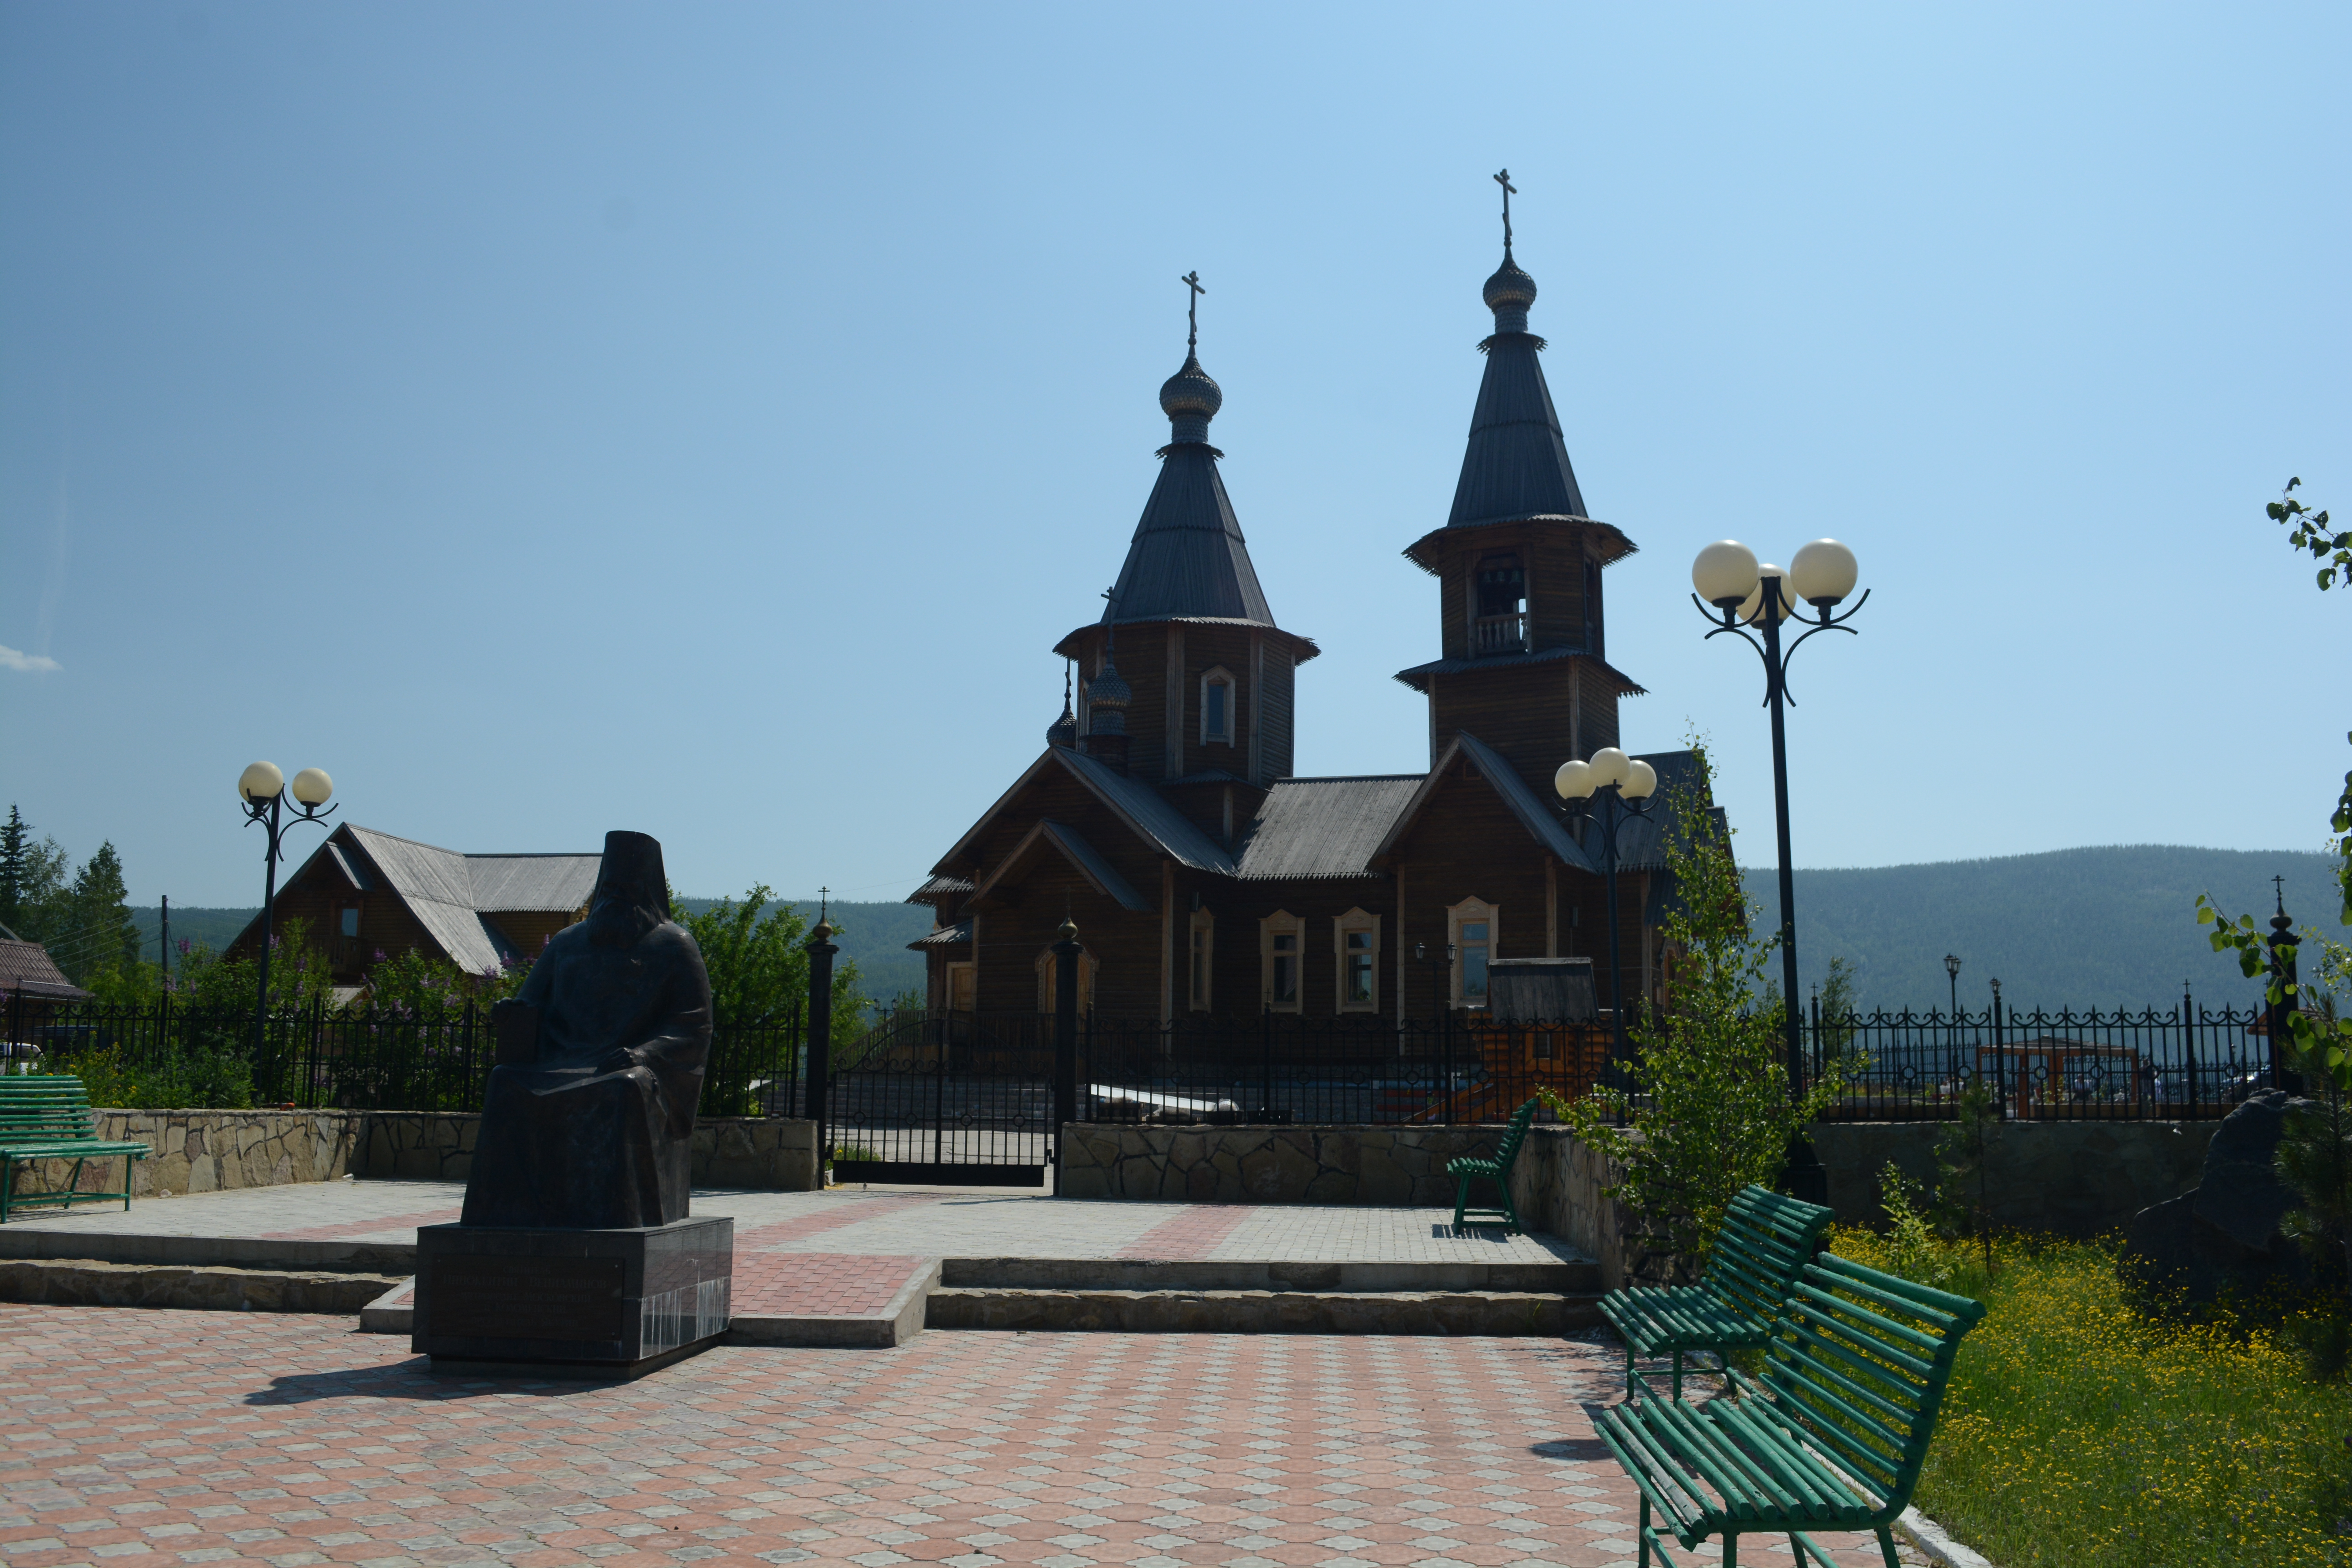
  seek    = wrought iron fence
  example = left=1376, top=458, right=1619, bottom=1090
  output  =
left=1804, top=990, right=2270, bottom=1121
left=1065, top=1012, right=1613, bottom=1125
left=0, top=992, right=805, bottom=1116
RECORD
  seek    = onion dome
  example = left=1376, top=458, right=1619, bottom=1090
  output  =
left=1159, top=354, right=1223, bottom=445
left=1483, top=254, right=1537, bottom=335
left=1085, top=656, right=1131, bottom=735
left=1046, top=692, right=1078, bottom=750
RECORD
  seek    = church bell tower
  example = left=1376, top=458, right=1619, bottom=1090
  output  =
left=1392, top=172, right=1644, bottom=801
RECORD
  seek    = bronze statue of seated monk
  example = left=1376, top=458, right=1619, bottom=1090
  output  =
left=460, top=830, right=713, bottom=1230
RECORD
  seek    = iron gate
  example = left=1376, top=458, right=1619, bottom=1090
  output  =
left=826, top=1012, right=1055, bottom=1187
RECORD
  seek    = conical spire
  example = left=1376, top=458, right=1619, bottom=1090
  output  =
left=1446, top=177, right=1588, bottom=528
left=1100, top=274, right=1278, bottom=628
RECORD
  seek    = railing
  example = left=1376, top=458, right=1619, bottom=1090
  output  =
left=1472, top=612, right=1530, bottom=655
left=1, top=993, right=804, bottom=1116
left=1068, top=1013, right=1612, bottom=1125
left=1805, top=991, right=2270, bottom=1121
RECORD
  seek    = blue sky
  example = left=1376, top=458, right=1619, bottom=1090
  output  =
left=2, top=2, right=2346, bottom=907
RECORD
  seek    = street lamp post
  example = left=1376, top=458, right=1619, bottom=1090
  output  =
left=237, top=761, right=337, bottom=1058
left=1945, top=952, right=1964, bottom=1085
left=1553, top=746, right=1659, bottom=1084
left=1690, top=537, right=1866, bottom=1205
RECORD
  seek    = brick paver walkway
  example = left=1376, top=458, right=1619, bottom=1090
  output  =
left=0, top=1305, right=1927, bottom=1568
left=1, top=1184, right=1581, bottom=1267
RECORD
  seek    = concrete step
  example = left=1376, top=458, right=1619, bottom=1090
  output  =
left=926, top=1285, right=1602, bottom=1335
left=0, top=1257, right=405, bottom=1314
left=940, top=1256, right=1599, bottom=1293
left=0, top=1229, right=417, bottom=1275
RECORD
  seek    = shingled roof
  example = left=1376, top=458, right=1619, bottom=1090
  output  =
left=1232, top=776, right=1423, bottom=880
left=1446, top=250, right=1587, bottom=531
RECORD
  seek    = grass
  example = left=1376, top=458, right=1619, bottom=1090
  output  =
left=1830, top=1223, right=2352, bottom=1567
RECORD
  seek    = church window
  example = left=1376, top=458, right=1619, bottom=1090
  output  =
left=1188, top=909, right=1214, bottom=1011
left=1448, top=899, right=1497, bottom=1008
left=946, top=962, right=975, bottom=1013
left=1474, top=555, right=1528, bottom=655
left=1336, top=909, right=1379, bottom=1011
left=340, top=906, right=360, bottom=938
left=1035, top=944, right=1095, bottom=1014
left=1200, top=667, right=1235, bottom=745
left=1260, top=911, right=1303, bottom=1013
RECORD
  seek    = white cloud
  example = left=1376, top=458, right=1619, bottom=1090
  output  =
left=0, top=644, right=61, bottom=673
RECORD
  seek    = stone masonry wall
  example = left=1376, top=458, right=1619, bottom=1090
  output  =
left=5, top=1110, right=363, bottom=1201
left=1810, top=1118, right=2218, bottom=1238
left=359, top=1112, right=820, bottom=1191
left=7, top=1109, right=821, bottom=1199
left=1057, top=1124, right=1513, bottom=1205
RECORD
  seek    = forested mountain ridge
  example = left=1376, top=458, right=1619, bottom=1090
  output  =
left=1742, top=844, right=2342, bottom=1015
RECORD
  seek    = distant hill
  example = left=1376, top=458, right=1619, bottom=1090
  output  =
left=129, top=848, right=2342, bottom=1019
left=1741, top=845, right=2343, bottom=1016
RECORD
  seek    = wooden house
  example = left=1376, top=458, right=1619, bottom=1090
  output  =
left=225, top=824, right=599, bottom=989
left=909, top=236, right=1716, bottom=1024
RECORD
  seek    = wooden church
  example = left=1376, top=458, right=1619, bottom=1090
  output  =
left=908, top=212, right=1710, bottom=1026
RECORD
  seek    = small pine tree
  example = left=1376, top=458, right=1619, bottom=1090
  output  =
left=1928, top=1073, right=2002, bottom=1277
left=0, top=805, right=28, bottom=932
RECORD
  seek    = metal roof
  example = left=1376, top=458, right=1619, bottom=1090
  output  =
left=253, top=826, right=601, bottom=977
left=0, top=938, right=90, bottom=1002
left=905, top=874, right=975, bottom=906
left=1446, top=281, right=1588, bottom=530
left=1233, top=776, right=1422, bottom=880
left=908, top=921, right=973, bottom=951
left=969, top=819, right=1153, bottom=913
left=1104, top=442, right=1277, bottom=627
left=1370, top=732, right=1595, bottom=873
left=933, top=748, right=1237, bottom=882
left=1391, top=646, right=1650, bottom=696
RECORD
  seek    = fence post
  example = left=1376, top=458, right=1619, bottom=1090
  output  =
left=1052, top=920, right=1081, bottom=1186
left=804, top=920, right=839, bottom=1185
left=1991, top=984, right=2007, bottom=1118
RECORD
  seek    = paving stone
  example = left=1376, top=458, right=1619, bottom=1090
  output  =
left=3, top=1305, right=1939, bottom=1568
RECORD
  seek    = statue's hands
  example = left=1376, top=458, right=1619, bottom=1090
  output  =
left=598, top=1046, right=643, bottom=1075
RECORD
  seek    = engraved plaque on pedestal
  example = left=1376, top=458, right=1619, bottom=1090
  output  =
left=413, top=1214, right=731, bottom=1378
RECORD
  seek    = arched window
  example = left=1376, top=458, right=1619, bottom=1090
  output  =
left=1260, top=910, right=1303, bottom=1013
left=1447, top=898, right=1498, bottom=1009
left=1335, top=908, right=1380, bottom=1012
left=1200, top=666, right=1236, bottom=745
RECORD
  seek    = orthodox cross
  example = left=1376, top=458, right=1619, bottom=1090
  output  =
left=1180, top=270, right=1205, bottom=354
left=1493, top=168, right=1517, bottom=254
left=2276, top=874, right=2289, bottom=915
left=1102, top=586, right=1120, bottom=655
left=817, top=887, right=830, bottom=923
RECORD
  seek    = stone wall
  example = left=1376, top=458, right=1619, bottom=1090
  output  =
left=1810, top=1118, right=2216, bottom=1238
left=5, top=1110, right=362, bottom=1201
left=8, top=1109, right=822, bottom=1199
left=359, top=1112, right=819, bottom=1191
left=1057, top=1123, right=1513, bottom=1205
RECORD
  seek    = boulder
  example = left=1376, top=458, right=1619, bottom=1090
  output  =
left=2122, top=1090, right=2314, bottom=1305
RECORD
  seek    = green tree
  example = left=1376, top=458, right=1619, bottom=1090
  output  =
left=677, top=883, right=865, bottom=1038
left=0, top=805, right=28, bottom=931
left=50, top=840, right=141, bottom=987
left=1543, top=747, right=1850, bottom=1276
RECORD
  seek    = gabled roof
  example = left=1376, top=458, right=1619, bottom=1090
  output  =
left=1391, top=645, right=1650, bottom=696
left=0, top=938, right=90, bottom=1002
left=930, top=746, right=1236, bottom=883
left=971, top=820, right=1154, bottom=912
left=1370, top=732, right=1595, bottom=873
left=254, top=825, right=600, bottom=976
left=1232, top=776, right=1422, bottom=880
left=907, top=922, right=973, bottom=951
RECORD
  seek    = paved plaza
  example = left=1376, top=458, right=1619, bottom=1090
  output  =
left=0, top=1304, right=1928, bottom=1568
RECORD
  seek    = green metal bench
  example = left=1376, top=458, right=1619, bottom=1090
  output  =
left=1446, top=1097, right=1537, bottom=1231
left=1596, top=1251, right=1986, bottom=1568
left=1601, top=1184, right=1835, bottom=1398
left=0, top=1076, right=150, bottom=1223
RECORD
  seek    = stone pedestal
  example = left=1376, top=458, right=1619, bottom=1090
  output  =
left=413, top=1215, right=731, bottom=1379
